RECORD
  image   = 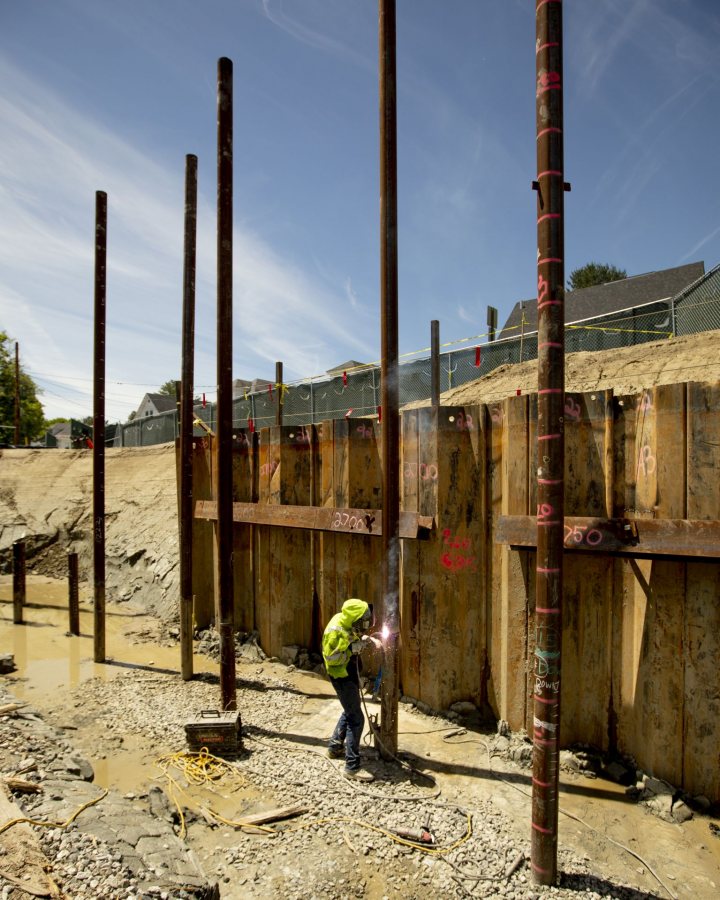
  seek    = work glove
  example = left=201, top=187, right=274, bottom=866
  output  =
left=350, top=640, right=364, bottom=654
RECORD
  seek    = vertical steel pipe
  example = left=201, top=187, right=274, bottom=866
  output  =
left=532, top=0, right=566, bottom=885
left=180, top=154, right=198, bottom=681
left=275, top=361, right=283, bottom=427
left=14, top=343, right=20, bottom=446
left=93, top=190, right=107, bottom=663
left=217, top=57, right=237, bottom=711
left=430, top=320, right=440, bottom=409
left=378, top=0, right=400, bottom=759
left=12, top=540, right=25, bottom=624
left=68, top=551, right=80, bottom=635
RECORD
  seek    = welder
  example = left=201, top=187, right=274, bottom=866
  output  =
left=322, top=598, right=382, bottom=782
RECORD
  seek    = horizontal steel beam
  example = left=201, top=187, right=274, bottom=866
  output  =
left=497, top=515, right=720, bottom=559
left=195, top=500, right=433, bottom=539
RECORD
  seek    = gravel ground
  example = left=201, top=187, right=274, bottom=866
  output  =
left=1, top=654, right=666, bottom=900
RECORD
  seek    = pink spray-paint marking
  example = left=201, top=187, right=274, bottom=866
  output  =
left=536, top=170, right=563, bottom=178
left=532, top=821, right=554, bottom=835
left=536, top=126, right=562, bottom=139
left=536, top=567, right=560, bottom=574
left=539, top=388, right=563, bottom=395
left=539, top=341, right=563, bottom=349
left=537, top=213, right=561, bottom=224
left=535, top=695, right=559, bottom=705
left=538, top=257, right=564, bottom=266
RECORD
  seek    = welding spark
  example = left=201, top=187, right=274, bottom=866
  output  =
left=381, top=625, right=390, bottom=641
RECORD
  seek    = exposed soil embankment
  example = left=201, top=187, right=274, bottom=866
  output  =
left=0, top=444, right=180, bottom=621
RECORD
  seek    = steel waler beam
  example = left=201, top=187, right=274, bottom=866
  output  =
left=217, top=58, right=237, bottom=711
left=180, top=154, right=198, bottom=681
left=532, top=0, right=567, bottom=885
left=93, top=190, right=107, bottom=663
left=378, top=0, right=400, bottom=758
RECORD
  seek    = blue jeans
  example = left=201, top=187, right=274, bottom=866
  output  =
left=328, top=675, right=364, bottom=771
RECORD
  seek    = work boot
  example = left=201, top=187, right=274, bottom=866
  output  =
left=343, top=768, right=374, bottom=783
left=327, top=745, right=344, bottom=760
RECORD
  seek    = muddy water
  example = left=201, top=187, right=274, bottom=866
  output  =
left=0, top=575, right=218, bottom=794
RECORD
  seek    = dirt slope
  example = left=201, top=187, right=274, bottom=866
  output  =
left=0, top=444, right=179, bottom=621
left=1, top=330, right=718, bottom=621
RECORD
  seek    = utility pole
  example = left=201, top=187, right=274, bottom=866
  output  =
left=275, top=361, right=283, bottom=427
left=93, top=190, right=107, bottom=663
left=14, top=343, right=20, bottom=445
left=430, top=320, right=440, bottom=409
left=216, top=57, right=237, bottom=711
left=180, top=153, right=198, bottom=681
left=378, top=0, right=400, bottom=759
left=532, top=0, right=567, bottom=885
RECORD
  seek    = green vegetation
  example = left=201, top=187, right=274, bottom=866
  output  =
left=0, top=331, right=45, bottom=444
left=568, top=262, right=627, bottom=291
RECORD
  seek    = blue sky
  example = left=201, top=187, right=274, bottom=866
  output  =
left=1, top=0, right=719, bottom=421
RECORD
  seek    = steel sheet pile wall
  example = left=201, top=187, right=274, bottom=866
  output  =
left=189, top=384, right=719, bottom=800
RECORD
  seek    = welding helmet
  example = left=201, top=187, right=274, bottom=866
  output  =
left=359, top=603, right=374, bottom=632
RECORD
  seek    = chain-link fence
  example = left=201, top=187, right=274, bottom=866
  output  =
left=111, top=264, right=720, bottom=446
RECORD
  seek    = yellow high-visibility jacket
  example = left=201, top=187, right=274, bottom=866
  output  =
left=322, top=598, right=369, bottom=679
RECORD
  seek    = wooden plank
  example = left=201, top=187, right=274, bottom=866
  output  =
left=191, top=436, right=215, bottom=628
left=500, top=395, right=530, bottom=730
left=563, top=390, right=609, bottom=516
left=254, top=427, right=278, bottom=653
left=684, top=381, right=720, bottom=802
left=412, top=406, right=485, bottom=712
left=400, top=409, right=421, bottom=700
left=0, top=783, right=61, bottom=898
left=496, top=515, right=720, bottom=558
left=232, top=429, right=254, bottom=632
left=317, top=420, right=336, bottom=635
left=560, top=556, right=613, bottom=749
left=347, top=419, right=383, bottom=619
left=270, top=426, right=313, bottom=656
left=486, top=399, right=505, bottom=718
left=622, top=383, right=686, bottom=786
left=194, top=500, right=432, bottom=537
left=315, top=419, right=384, bottom=643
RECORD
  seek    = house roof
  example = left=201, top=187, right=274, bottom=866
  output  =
left=143, top=393, right=177, bottom=413
left=499, top=261, right=705, bottom=339
left=326, top=360, right=369, bottom=375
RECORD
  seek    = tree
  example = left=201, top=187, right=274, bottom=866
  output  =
left=157, top=380, right=180, bottom=397
left=158, top=379, right=201, bottom=404
left=567, top=262, right=627, bottom=292
left=0, top=331, right=45, bottom=444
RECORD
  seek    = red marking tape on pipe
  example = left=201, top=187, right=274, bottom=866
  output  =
left=537, top=126, right=562, bottom=139
left=531, top=821, right=554, bottom=835
left=537, top=213, right=561, bottom=224
left=475, top=346, right=481, bottom=367
left=538, top=257, right=563, bottom=266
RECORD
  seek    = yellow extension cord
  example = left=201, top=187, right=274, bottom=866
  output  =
left=153, top=746, right=472, bottom=856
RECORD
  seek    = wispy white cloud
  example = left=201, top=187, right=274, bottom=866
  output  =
left=259, top=0, right=373, bottom=73
left=457, top=305, right=477, bottom=325
left=0, top=54, right=375, bottom=419
left=679, top=223, right=720, bottom=265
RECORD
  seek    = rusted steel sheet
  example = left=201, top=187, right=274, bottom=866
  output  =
left=195, top=499, right=432, bottom=538
left=497, top=515, right=720, bottom=559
